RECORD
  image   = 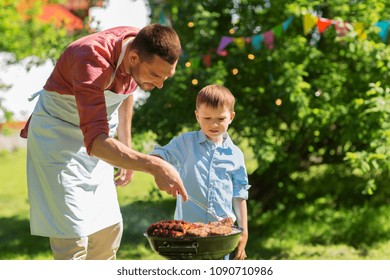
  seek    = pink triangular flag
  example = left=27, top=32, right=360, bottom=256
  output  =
left=334, top=21, right=351, bottom=37
left=263, top=30, right=275, bottom=50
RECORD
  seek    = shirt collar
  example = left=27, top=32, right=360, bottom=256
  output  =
left=196, top=130, right=230, bottom=147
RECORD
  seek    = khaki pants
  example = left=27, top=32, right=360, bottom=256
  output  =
left=49, top=222, right=123, bottom=260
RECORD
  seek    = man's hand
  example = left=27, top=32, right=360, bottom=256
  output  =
left=115, top=168, right=134, bottom=187
left=152, top=159, right=188, bottom=201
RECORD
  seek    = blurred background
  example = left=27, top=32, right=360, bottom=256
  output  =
left=0, top=0, right=389, bottom=260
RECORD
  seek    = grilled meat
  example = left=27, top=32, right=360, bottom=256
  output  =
left=147, top=217, right=234, bottom=237
left=186, top=224, right=210, bottom=237
left=209, top=225, right=232, bottom=236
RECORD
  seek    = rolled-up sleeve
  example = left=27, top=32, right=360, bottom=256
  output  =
left=71, top=46, right=113, bottom=155
left=232, top=160, right=251, bottom=200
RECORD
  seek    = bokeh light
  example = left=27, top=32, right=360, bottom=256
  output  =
left=248, top=54, right=255, bottom=60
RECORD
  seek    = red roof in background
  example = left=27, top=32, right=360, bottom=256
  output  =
left=17, top=0, right=105, bottom=31
left=65, top=0, right=104, bottom=11
left=39, top=4, right=83, bottom=31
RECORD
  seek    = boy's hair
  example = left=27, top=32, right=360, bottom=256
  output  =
left=131, top=23, right=182, bottom=65
left=196, top=84, right=235, bottom=112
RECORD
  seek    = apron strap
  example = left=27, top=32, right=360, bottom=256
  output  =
left=20, top=115, right=31, bottom=139
left=21, top=38, right=133, bottom=139
left=107, top=37, right=133, bottom=88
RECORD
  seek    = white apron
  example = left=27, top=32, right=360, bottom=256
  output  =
left=26, top=39, right=132, bottom=238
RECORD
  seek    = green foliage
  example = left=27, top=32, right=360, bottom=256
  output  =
left=2, top=149, right=390, bottom=259
left=0, top=0, right=89, bottom=65
left=0, top=0, right=91, bottom=121
left=133, top=0, right=390, bottom=206
left=246, top=163, right=390, bottom=260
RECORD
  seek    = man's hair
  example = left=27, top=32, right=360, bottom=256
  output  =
left=196, top=84, right=235, bottom=112
left=131, top=23, right=182, bottom=65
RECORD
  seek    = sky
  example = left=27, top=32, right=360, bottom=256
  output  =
left=0, top=0, right=149, bottom=121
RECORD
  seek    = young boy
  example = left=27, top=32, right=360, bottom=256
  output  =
left=150, top=84, right=250, bottom=260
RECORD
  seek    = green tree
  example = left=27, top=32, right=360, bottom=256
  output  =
left=0, top=0, right=90, bottom=120
left=0, top=0, right=89, bottom=64
left=133, top=0, right=390, bottom=208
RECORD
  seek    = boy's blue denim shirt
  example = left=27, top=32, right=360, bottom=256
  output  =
left=150, top=130, right=251, bottom=223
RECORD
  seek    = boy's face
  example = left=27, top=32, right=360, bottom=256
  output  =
left=195, top=104, right=235, bottom=143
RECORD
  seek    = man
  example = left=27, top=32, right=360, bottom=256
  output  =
left=21, top=24, right=188, bottom=260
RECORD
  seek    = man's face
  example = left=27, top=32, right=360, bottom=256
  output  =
left=126, top=52, right=177, bottom=91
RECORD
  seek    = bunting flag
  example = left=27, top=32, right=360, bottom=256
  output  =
left=303, top=13, right=389, bottom=42
left=353, top=22, right=367, bottom=40
left=283, top=16, right=294, bottom=31
left=305, top=14, right=390, bottom=43
left=159, top=10, right=172, bottom=27
left=263, top=30, right=275, bottom=50
left=216, top=16, right=294, bottom=55
left=217, top=36, right=234, bottom=53
left=273, top=24, right=283, bottom=37
left=251, top=34, right=264, bottom=50
left=185, top=12, right=389, bottom=68
left=192, top=57, right=201, bottom=69
left=217, top=49, right=228, bottom=56
left=202, top=54, right=212, bottom=68
left=233, top=37, right=246, bottom=50
left=303, top=12, right=319, bottom=35
left=317, top=17, right=332, bottom=33
left=375, top=20, right=390, bottom=42
left=334, top=21, right=351, bottom=37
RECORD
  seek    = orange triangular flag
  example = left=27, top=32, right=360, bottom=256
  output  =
left=317, top=17, right=332, bottom=33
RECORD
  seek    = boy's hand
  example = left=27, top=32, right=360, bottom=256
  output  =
left=234, top=247, right=247, bottom=260
left=233, top=234, right=248, bottom=260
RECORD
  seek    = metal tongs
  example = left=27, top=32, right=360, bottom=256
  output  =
left=187, top=195, right=224, bottom=221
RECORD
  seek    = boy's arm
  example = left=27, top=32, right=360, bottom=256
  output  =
left=233, top=197, right=248, bottom=260
left=149, top=135, right=185, bottom=170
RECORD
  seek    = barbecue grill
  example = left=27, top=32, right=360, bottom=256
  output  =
left=144, top=226, right=242, bottom=260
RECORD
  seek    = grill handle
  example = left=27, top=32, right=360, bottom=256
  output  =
left=158, top=241, right=199, bottom=254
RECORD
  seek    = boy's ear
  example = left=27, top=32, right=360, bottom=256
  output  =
left=194, top=110, right=199, bottom=120
left=229, top=111, right=236, bottom=123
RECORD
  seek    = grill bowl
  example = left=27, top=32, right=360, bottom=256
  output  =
left=144, top=226, right=242, bottom=260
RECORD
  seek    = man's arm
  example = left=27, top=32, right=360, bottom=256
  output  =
left=117, top=95, right=133, bottom=147
left=90, top=133, right=188, bottom=200
left=115, top=95, right=134, bottom=186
